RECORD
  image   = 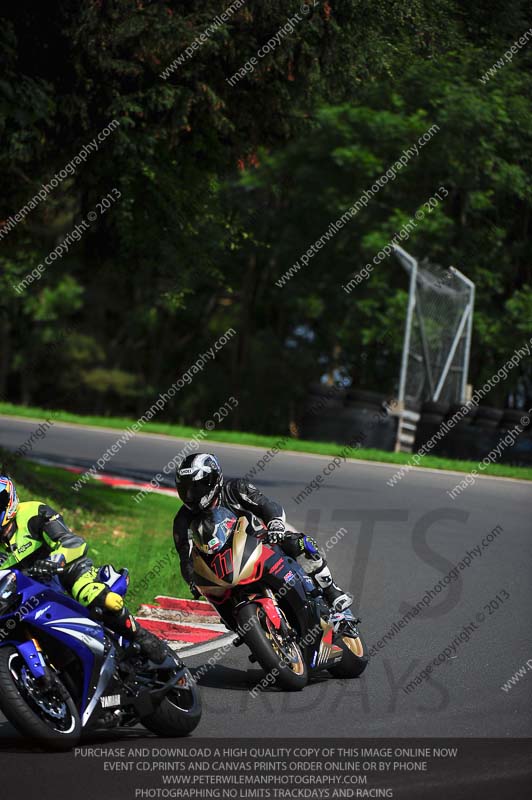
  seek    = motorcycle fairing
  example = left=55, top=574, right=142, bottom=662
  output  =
left=0, top=568, right=196, bottom=733
left=193, top=517, right=276, bottom=596
left=316, top=619, right=343, bottom=667
left=193, top=515, right=354, bottom=674
left=4, top=570, right=111, bottom=726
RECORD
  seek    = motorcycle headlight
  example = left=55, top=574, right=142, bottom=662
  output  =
left=0, top=571, right=19, bottom=616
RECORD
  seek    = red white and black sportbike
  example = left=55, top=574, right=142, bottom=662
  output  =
left=190, top=508, right=368, bottom=691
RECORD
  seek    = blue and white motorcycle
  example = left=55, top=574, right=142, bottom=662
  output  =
left=0, top=564, right=201, bottom=750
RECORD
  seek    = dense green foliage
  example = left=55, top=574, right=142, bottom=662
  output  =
left=1, top=0, right=531, bottom=434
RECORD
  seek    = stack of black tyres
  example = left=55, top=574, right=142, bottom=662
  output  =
left=499, top=408, right=527, bottom=430
left=465, top=405, right=507, bottom=462
left=342, top=389, right=397, bottom=450
left=345, top=389, right=387, bottom=409
left=413, top=400, right=449, bottom=455
left=300, top=383, right=345, bottom=442
left=299, top=385, right=397, bottom=450
left=441, top=401, right=477, bottom=459
left=497, top=408, right=532, bottom=466
left=474, top=406, right=503, bottom=428
left=414, top=400, right=532, bottom=465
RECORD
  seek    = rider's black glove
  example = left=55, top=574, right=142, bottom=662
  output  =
left=31, top=559, right=62, bottom=579
left=266, top=518, right=286, bottom=544
left=189, top=581, right=201, bottom=600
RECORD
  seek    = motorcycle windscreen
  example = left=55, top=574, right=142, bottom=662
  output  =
left=190, top=506, right=238, bottom=554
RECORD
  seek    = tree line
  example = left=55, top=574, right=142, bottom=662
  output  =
left=1, top=0, right=531, bottom=434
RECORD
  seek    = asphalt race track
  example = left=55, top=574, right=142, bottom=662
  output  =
left=0, top=415, right=531, bottom=745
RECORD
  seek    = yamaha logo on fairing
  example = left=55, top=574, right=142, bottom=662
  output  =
left=34, top=604, right=52, bottom=620
left=101, top=694, right=121, bottom=708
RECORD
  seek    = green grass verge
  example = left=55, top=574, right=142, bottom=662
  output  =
left=3, top=452, right=189, bottom=610
left=1, top=401, right=532, bottom=481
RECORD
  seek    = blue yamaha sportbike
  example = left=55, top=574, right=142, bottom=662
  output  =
left=0, top=564, right=201, bottom=750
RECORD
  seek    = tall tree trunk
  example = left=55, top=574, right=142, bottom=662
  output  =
left=0, top=315, right=10, bottom=400
left=232, top=252, right=258, bottom=429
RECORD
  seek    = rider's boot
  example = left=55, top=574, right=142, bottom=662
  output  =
left=323, top=582, right=353, bottom=613
left=99, top=594, right=169, bottom=664
left=307, top=557, right=353, bottom=612
left=133, top=623, right=169, bottom=664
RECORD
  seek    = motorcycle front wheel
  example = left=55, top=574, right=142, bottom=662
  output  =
left=328, top=633, right=369, bottom=678
left=236, top=603, right=308, bottom=691
left=0, top=645, right=81, bottom=750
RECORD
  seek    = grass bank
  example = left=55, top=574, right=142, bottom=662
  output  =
left=1, top=401, right=531, bottom=481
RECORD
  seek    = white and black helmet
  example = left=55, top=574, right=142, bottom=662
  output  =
left=175, top=453, right=223, bottom=512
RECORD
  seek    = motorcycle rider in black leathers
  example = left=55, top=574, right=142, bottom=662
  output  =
left=173, top=453, right=353, bottom=613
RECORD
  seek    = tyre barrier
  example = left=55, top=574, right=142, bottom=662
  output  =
left=300, top=403, right=398, bottom=451
left=345, top=389, right=388, bottom=408
left=414, top=405, right=532, bottom=466
left=306, top=382, right=346, bottom=410
left=301, top=383, right=532, bottom=465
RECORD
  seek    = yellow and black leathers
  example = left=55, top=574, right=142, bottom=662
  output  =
left=0, top=501, right=110, bottom=607
left=0, top=501, right=168, bottom=662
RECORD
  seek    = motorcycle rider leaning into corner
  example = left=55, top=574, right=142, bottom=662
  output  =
left=173, top=453, right=353, bottom=614
left=0, top=475, right=168, bottom=664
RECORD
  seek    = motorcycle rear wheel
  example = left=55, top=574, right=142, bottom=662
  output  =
left=237, top=603, right=308, bottom=691
left=141, top=668, right=202, bottom=736
left=0, top=645, right=81, bottom=750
